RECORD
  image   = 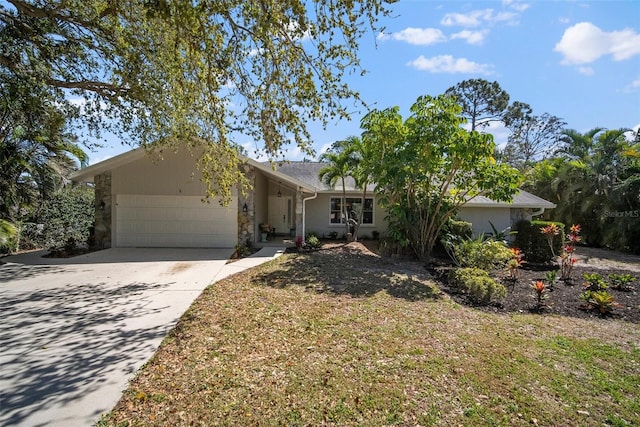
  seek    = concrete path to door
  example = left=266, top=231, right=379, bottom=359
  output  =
left=0, top=247, right=285, bottom=427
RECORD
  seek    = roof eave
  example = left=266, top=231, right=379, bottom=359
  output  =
left=69, top=148, right=147, bottom=183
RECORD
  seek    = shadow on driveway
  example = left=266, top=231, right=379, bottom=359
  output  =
left=0, top=247, right=232, bottom=427
left=0, top=279, right=173, bottom=426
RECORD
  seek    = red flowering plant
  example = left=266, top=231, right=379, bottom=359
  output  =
left=540, top=223, right=581, bottom=281
left=540, top=223, right=560, bottom=258
left=532, top=280, right=550, bottom=313
left=506, top=247, right=525, bottom=281
left=559, top=225, right=581, bottom=280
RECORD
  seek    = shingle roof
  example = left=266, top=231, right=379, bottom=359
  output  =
left=274, top=161, right=555, bottom=209
left=464, top=191, right=556, bottom=209
left=272, top=161, right=375, bottom=192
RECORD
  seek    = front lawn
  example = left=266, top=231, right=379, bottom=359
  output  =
left=99, top=243, right=640, bottom=426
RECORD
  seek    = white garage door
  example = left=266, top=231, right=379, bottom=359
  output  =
left=115, top=195, right=237, bottom=248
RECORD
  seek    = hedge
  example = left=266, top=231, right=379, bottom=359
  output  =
left=513, top=219, right=565, bottom=264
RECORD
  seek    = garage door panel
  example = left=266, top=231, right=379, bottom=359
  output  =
left=115, top=195, right=237, bottom=248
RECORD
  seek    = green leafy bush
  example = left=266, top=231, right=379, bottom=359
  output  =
left=513, top=220, right=565, bottom=264
left=453, top=239, right=514, bottom=271
left=448, top=267, right=507, bottom=304
left=580, top=290, right=617, bottom=315
left=447, top=219, right=473, bottom=241
left=305, top=235, right=321, bottom=250
left=234, top=242, right=253, bottom=258
left=609, top=273, right=636, bottom=291
left=0, top=219, right=18, bottom=254
left=582, top=273, right=608, bottom=292
left=37, top=186, right=94, bottom=249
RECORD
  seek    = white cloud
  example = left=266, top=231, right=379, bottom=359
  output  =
left=441, top=9, right=519, bottom=27
left=624, top=124, right=639, bottom=142
left=441, top=10, right=492, bottom=27
left=502, top=0, right=530, bottom=13
left=554, top=22, right=640, bottom=65
left=451, top=30, right=488, bottom=45
left=578, top=66, right=595, bottom=76
left=242, top=142, right=309, bottom=162
left=248, top=47, right=265, bottom=57
left=286, top=21, right=312, bottom=42
left=407, top=55, right=494, bottom=75
left=377, top=27, right=446, bottom=45
left=317, top=143, right=333, bottom=157
left=621, top=78, right=640, bottom=93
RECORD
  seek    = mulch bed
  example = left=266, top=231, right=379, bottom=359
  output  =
left=429, top=263, right=640, bottom=324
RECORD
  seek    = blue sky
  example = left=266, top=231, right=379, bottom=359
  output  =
left=89, top=0, right=640, bottom=164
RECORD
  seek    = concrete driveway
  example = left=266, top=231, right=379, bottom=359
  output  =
left=0, top=247, right=234, bottom=427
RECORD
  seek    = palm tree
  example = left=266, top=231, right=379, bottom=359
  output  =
left=341, top=136, right=373, bottom=241
left=1, top=78, right=88, bottom=221
left=318, top=142, right=354, bottom=238
left=557, top=127, right=604, bottom=160
left=528, top=127, right=638, bottom=250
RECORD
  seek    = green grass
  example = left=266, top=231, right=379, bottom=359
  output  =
left=99, top=247, right=640, bottom=426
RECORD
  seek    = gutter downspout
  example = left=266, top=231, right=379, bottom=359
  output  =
left=531, top=208, right=545, bottom=217
left=301, top=190, right=318, bottom=243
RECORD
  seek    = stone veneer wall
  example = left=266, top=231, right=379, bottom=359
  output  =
left=94, top=172, right=112, bottom=248
left=237, top=165, right=255, bottom=245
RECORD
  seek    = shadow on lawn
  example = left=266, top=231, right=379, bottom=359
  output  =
left=255, top=245, right=440, bottom=302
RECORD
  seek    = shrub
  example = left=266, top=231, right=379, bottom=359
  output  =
left=608, top=273, right=636, bottom=291
left=513, top=220, right=565, bottom=264
left=37, top=186, right=94, bottom=249
left=582, top=273, right=607, bottom=292
left=234, top=242, right=253, bottom=258
left=305, top=235, right=321, bottom=250
left=580, top=290, right=617, bottom=315
left=453, top=238, right=514, bottom=271
left=448, top=267, right=507, bottom=304
left=371, top=230, right=380, bottom=240
left=0, top=219, right=18, bottom=254
left=447, top=219, right=473, bottom=241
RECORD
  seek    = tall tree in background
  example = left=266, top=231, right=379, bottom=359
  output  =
left=524, top=128, right=639, bottom=252
left=1, top=74, right=87, bottom=221
left=444, top=79, right=510, bottom=131
left=1, top=0, right=392, bottom=202
left=361, top=94, right=521, bottom=263
left=502, top=102, right=566, bottom=171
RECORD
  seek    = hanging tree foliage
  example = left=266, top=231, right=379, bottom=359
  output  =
left=0, top=0, right=392, bottom=203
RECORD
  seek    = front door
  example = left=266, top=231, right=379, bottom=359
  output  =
left=268, top=196, right=292, bottom=236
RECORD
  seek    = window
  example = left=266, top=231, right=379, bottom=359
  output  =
left=330, top=197, right=374, bottom=224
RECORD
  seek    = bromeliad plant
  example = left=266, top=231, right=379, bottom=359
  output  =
left=541, top=223, right=581, bottom=281
left=560, top=224, right=581, bottom=280
left=545, top=269, right=558, bottom=291
left=580, top=290, right=618, bottom=315
left=609, top=273, right=636, bottom=291
left=506, top=247, right=525, bottom=281
left=532, top=280, right=550, bottom=313
left=580, top=272, right=618, bottom=315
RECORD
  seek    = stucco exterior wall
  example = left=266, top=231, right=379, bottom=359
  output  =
left=458, top=207, right=511, bottom=237
left=111, top=149, right=237, bottom=198
left=304, top=193, right=387, bottom=239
